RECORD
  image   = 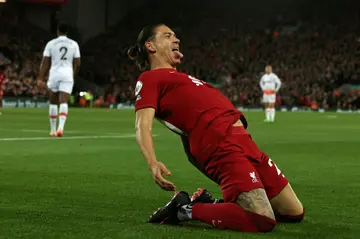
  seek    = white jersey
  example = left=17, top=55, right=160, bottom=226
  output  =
left=43, top=36, right=80, bottom=81
left=259, top=73, right=281, bottom=93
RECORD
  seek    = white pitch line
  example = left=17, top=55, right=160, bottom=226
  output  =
left=0, top=129, right=127, bottom=135
left=0, top=134, right=133, bottom=141
left=0, top=129, right=81, bottom=133
left=21, top=129, right=81, bottom=133
left=0, top=134, right=158, bottom=142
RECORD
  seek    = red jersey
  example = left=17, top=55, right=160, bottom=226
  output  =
left=134, top=68, right=248, bottom=166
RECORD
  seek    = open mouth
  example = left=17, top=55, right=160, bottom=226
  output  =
left=171, top=47, right=183, bottom=60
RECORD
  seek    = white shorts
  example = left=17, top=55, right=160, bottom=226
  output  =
left=47, top=75, right=74, bottom=94
left=262, top=94, right=276, bottom=103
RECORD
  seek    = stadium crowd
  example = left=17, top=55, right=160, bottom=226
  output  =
left=1, top=5, right=359, bottom=110
left=0, top=9, right=50, bottom=98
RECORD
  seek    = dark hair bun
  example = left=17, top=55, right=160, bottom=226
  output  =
left=127, top=45, right=138, bottom=60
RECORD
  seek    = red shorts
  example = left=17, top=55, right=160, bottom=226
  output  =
left=205, top=126, right=288, bottom=202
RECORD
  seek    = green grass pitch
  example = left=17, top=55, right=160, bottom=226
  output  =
left=0, top=108, right=359, bottom=239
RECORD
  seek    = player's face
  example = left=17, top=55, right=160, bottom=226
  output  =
left=265, top=66, right=272, bottom=74
left=148, top=25, right=183, bottom=66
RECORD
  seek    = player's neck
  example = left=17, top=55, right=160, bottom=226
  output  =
left=150, top=59, right=176, bottom=71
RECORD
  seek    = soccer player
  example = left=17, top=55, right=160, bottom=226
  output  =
left=129, top=24, right=304, bottom=233
left=38, top=22, right=81, bottom=137
left=259, top=65, right=281, bottom=122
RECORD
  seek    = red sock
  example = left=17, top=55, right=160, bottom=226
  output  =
left=192, top=203, right=276, bottom=232
left=276, top=211, right=305, bottom=223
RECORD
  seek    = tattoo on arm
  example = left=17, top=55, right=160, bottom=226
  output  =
left=236, top=188, right=275, bottom=220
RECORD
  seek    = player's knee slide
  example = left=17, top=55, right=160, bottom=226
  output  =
left=292, top=210, right=305, bottom=222
left=275, top=210, right=305, bottom=223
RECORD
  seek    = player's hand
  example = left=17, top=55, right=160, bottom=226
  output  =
left=37, top=77, right=45, bottom=88
left=148, top=161, right=176, bottom=191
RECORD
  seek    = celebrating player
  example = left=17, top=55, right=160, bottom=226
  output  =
left=129, top=24, right=304, bottom=233
left=259, top=65, right=281, bottom=122
left=38, top=22, right=81, bottom=137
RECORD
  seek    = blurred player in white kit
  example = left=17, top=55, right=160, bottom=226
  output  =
left=259, top=65, right=281, bottom=123
left=38, top=23, right=81, bottom=137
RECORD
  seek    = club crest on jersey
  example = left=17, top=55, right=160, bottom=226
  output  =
left=135, top=81, right=143, bottom=96
left=250, top=172, right=259, bottom=183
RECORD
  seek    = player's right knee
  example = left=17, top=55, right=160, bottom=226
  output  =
left=236, top=188, right=276, bottom=220
left=293, top=209, right=305, bottom=222
left=272, top=198, right=304, bottom=223
left=276, top=209, right=305, bottom=223
left=292, top=202, right=304, bottom=217
left=270, top=183, right=304, bottom=217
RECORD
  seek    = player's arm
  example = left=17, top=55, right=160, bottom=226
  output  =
left=135, top=108, right=176, bottom=191
left=73, top=43, right=81, bottom=76
left=275, top=75, right=282, bottom=92
left=134, top=75, right=175, bottom=191
left=39, top=57, right=51, bottom=79
left=259, top=75, right=266, bottom=91
left=135, top=108, right=157, bottom=165
left=38, top=42, right=51, bottom=82
left=73, top=58, right=80, bottom=76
